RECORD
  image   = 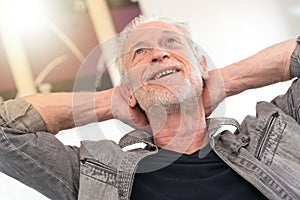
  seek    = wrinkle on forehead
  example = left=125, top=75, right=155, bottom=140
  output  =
left=124, top=21, right=185, bottom=52
left=137, top=21, right=183, bottom=32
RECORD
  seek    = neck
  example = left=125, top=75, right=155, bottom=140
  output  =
left=147, top=100, right=208, bottom=155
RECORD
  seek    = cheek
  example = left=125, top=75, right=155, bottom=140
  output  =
left=172, top=51, right=199, bottom=71
left=174, top=48, right=196, bottom=60
left=133, top=86, right=151, bottom=108
left=126, top=68, right=146, bottom=93
left=183, top=66, right=204, bottom=93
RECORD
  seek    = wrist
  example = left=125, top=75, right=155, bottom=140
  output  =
left=94, top=88, right=114, bottom=122
left=290, top=37, right=300, bottom=78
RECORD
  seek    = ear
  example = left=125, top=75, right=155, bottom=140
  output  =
left=119, top=83, right=138, bottom=108
left=199, top=55, right=209, bottom=80
left=128, top=94, right=137, bottom=108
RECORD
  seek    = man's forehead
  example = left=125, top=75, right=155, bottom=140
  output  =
left=124, top=21, right=184, bottom=50
left=137, top=21, right=182, bottom=32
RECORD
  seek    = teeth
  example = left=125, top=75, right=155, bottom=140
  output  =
left=154, top=69, right=177, bottom=79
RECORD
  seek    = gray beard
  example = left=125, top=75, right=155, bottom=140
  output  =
left=134, top=82, right=202, bottom=115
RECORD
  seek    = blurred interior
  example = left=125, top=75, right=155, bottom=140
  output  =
left=0, top=0, right=140, bottom=101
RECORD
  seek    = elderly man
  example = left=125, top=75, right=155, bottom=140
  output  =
left=0, top=16, right=300, bottom=200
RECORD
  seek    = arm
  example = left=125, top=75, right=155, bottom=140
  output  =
left=23, top=89, right=113, bottom=134
left=0, top=98, right=47, bottom=133
left=204, top=38, right=299, bottom=116
left=23, top=86, right=149, bottom=134
left=0, top=97, right=81, bottom=200
left=220, top=38, right=298, bottom=97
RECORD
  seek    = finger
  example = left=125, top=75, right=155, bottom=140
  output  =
left=118, top=83, right=131, bottom=100
left=203, top=70, right=226, bottom=116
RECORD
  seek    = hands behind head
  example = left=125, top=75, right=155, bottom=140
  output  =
left=202, top=70, right=226, bottom=117
left=111, top=69, right=225, bottom=132
left=111, top=84, right=151, bottom=132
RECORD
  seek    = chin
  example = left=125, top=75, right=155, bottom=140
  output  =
left=138, top=89, right=202, bottom=116
left=134, top=76, right=203, bottom=114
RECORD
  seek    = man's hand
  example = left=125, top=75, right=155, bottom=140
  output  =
left=111, top=85, right=150, bottom=131
left=202, top=70, right=226, bottom=117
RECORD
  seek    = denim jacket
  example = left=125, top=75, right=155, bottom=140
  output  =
left=0, top=83, right=300, bottom=200
left=0, top=39, right=300, bottom=200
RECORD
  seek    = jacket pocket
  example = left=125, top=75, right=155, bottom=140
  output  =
left=254, top=111, right=286, bottom=166
left=80, top=158, right=117, bottom=187
left=255, top=112, right=278, bottom=161
left=79, top=158, right=119, bottom=200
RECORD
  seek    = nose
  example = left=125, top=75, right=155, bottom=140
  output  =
left=151, top=48, right=170, bottom=63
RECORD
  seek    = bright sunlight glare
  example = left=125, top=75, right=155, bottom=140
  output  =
left=0, top=0, right=43, bottom=31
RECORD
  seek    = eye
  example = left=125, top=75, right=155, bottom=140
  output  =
left=167, top=38, right=177, bottom=44
left=135, top=48, right=144, bottom=55
left=164, top=37, right=181, bottom=49
left=132, top=48, right=149, bottom=61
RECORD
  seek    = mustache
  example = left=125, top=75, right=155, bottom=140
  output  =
left=142, top=61, right=184, bottom=81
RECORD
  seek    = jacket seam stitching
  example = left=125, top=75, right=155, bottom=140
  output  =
left=0, top=127, right=76, bottom=194
left=81, top=171, right=117, bottom=187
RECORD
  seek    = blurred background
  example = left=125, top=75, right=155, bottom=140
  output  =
left=0, top=0, right=300, bottom=199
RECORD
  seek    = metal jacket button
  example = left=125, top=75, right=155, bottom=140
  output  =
left=241, top=136, right=250, bottom=143
left=230, top=142, right=239, bottom=153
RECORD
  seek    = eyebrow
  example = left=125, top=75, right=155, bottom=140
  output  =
left=162, top=30, right=179, bottom=35
left=128, top=41, right=149, bottom=52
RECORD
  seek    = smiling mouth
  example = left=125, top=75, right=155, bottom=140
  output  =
left=152, top=69, right=180, bottom=80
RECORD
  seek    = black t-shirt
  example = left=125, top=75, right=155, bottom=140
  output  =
left=131, top=146, right=268, bottom=200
